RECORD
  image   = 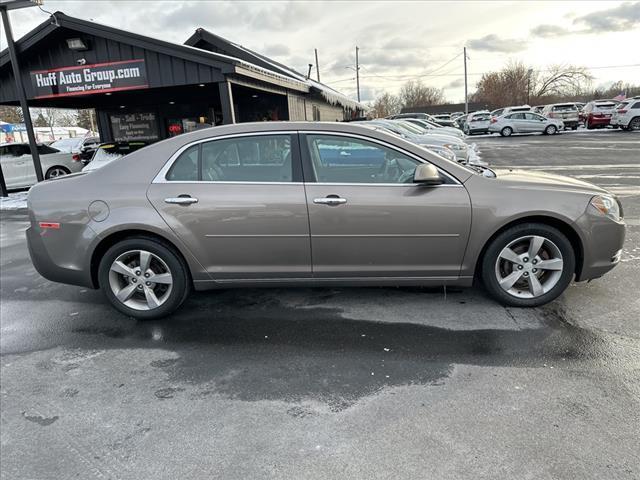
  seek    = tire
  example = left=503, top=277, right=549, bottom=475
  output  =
left=585, top=119, right=592, bottom=130
left=45, top=166, right=70, bottom=179
left=629, top=117, right=640, bottom=131
left=500, top=126, right=513, bottom=137
left=480, top=223, right=575, bottom=307
left=98, top=237, right=190, bottom=320
left=571, top=126, right=578, bottom=130
left=545, top=125, right=557, bottom=135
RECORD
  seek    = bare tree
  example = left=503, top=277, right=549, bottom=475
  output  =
left=369, top=92, right=402, bottom=118
left=471, top=61, right=594, bottom=108
left=533, top=64, right=593, bottom=99
left=0, top=106, right=22, bottom=124
left=399, top=80, right=445, bottom=108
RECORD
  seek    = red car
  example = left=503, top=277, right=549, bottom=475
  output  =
left=581, top=100, right=617, bottom=129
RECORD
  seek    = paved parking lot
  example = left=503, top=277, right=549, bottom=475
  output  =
left=1, top=130, right=639, bottom=479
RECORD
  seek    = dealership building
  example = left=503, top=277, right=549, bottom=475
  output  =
left=0, top=11, right=363, bottom=143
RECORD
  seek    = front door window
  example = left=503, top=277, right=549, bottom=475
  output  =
left=305, top=134, right=419, bottom=184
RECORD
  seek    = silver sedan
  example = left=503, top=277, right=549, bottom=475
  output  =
left=489, top=112, right=564, bottom=137
left=26, top=121, right=625, bottom=319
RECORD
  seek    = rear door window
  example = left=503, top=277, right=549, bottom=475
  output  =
left=166, top=134, right=295, bottom=183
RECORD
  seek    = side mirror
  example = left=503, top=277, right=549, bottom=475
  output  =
left=414, top=164, right=443, bottom=185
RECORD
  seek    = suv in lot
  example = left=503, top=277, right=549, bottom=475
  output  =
left=610, top=97, right=640, bottom=131
left=581, top=100, right=617, bottom=129
left=542, top=103, right=579, bottom=130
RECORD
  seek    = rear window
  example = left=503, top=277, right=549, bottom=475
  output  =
left=593, top=103, right=616, bottom=110
left=471, top=114, right=490, bottom=121
left=552, top=104, right=577, bottom=112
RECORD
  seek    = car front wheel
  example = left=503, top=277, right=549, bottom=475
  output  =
left=98, top=237, right=190, bottom=320
left=481, top=223, right=575, bottom=307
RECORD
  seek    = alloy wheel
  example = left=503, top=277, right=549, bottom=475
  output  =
left=108, top=249, right=173, bottom=310
left=47, top=167, right=68, bottom=179
left=630, top=117, right=640, bottom=131
left=494, top=235, right=564, bottom=299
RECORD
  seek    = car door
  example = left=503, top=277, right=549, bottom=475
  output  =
left=1, top=145, right=30, bottom=188
left=300, top=132, right=472, bottom=279
left=506, top=113, right=527, bottom=132
left=525, top=112, right=546, bottom=132
left=147, top=132, right=312, bottom=280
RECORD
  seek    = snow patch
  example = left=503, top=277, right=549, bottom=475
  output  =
left=0, top=191, right=28, bottom=211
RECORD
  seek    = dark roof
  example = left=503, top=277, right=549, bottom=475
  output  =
left=401, top=102, right=488, bottom=115
left=0, top=12, right=237, bottom=72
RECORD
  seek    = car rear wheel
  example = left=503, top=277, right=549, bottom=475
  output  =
left=629, top=117, right=640, bottom=131
left=481, top=223, right=575, bottom=307
left=45, top=166, right=70, bottom=179
left=98, top=237, right=190, bottom=320
left=544, top=125, right=557, bottom=135
left=500, top=126, right=513, bottom=137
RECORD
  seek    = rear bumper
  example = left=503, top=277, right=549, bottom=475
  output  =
left=26, top=225, right=95, bottom=288
left=587, top=117, right=611, bottom=127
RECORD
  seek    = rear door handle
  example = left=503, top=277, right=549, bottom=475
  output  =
left=313, top=196, right=347, bottom=206
left=164, top=196, right=198, bottom=205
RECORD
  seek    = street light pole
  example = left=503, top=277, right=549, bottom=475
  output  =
left=355, top=46, right=360, bottom=103
left=1, top=1, right=45, bottom=190
left=463, top=47, right=468, bottom=115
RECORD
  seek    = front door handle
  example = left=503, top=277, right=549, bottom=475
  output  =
left=164, top=196, right=198, bottom=205
left=313, top=196, right=347, bottom=206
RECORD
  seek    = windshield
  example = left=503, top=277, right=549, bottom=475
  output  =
left=50, top=137, right=82, bottom=153
left=393, top=121, right=426, bottom=134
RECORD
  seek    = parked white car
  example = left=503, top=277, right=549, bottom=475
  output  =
left=463, top=111, right=491, bottom=135
left=0, top=143, right=82, bottom=189
left=402, top=118, right=466, bottom=139
left=491, top=105, right=531, bottom=118
left=489, top=112, right=564, bottom=136
left=610, top=96, right=640, bottom=131
left=541, top=103, right=580, bottom=130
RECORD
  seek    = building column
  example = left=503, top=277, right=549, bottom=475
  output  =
left=218, top=81, right=236, bottom=124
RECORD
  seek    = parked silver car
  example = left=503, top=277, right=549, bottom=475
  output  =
left=0, top=143, right=82, bottom=189
left=27, top=122, right=625, bottom=319
left=489, top=112, right=564, bottom=136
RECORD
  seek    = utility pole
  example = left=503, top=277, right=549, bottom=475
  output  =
left=1, top=1, right=45, bottom=186
left=463, top=47, right=468, bottom=115
left=314, top=48, right=321, bottom=82
left=355, top=46, right=361, bottom=103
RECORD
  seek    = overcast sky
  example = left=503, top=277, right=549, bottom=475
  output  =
left=4, top=1, right=640, bottom=103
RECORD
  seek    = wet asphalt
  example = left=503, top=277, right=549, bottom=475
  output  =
left=1, top=129, right=639, bottom=479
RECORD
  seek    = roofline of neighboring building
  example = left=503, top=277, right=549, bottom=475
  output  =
left=186, top=28, right=365, bottom=111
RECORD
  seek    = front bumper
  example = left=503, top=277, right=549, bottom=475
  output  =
left=574, top=213, right=626, bottom=281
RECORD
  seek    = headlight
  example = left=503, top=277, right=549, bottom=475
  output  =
left=590, top=195, right=622, bottom=221
left=444, top=143, right=467, bottom=152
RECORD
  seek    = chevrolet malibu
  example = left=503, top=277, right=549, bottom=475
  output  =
left=27, top=122, right=625, bottom=319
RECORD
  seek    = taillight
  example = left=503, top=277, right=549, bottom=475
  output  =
left=617, top=109, right=628, bottom=114
left=548, top=112, right=555, bottom=118
left=72, top=154, right=81, bottom=161
left=490, top=117, right=497, bottom=123
left=39, top=222, right=60, bottom=229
